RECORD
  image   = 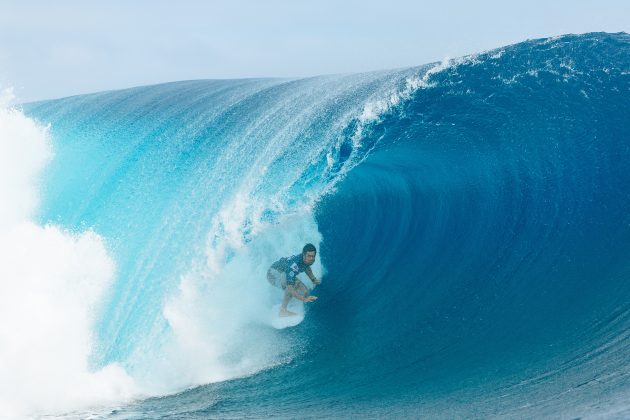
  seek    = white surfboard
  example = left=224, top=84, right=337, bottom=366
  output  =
left=270, top=302, right=305, bottom=329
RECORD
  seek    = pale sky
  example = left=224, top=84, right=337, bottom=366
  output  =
left=1, top=0, right=628, bottom=102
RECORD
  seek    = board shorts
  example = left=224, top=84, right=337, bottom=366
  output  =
left=267, top=267, right=288, bottom=290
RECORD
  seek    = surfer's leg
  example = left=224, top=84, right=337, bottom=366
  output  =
left=280, top=285, right=299, bottom=316
left=278, top=274, right=298, bottom=315
left=293, top=279, right=309, bottom=298
left=281, top=287, right=293, bottom=310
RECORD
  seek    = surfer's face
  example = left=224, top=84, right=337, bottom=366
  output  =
left=303, top=251, right=316, bottom=266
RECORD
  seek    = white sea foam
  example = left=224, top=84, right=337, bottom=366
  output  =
left=0, top=89, right=139, bottom=418
left=156, top=214, right=322, bottom=393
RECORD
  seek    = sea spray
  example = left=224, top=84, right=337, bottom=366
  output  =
left=0, top=90, right=139, bottom=417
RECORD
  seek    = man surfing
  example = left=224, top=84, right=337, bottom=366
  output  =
left=267, top=243, right=321, bottom=317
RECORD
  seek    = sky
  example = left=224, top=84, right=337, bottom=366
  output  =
left=1, top=0, right=629, bottom=102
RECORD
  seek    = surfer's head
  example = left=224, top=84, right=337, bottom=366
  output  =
left=302, top=243, right=317, bottom=265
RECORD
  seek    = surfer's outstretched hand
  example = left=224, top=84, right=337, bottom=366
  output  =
left=305, top=295, right=317, bottom=302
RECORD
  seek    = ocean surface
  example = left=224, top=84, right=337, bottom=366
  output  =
left=1, top=32, right=629, bottom=418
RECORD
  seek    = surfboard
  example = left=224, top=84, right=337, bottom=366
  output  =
left=270, top=302, right=305, bottom=329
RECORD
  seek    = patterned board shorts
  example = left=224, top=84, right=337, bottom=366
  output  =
left=267, top=267, right=288, bottom=290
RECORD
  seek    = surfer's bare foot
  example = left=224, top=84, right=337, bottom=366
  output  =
left=279, top=308, right=298, bottom=317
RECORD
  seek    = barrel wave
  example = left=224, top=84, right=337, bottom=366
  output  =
left=6, top=32, right=630, bottom=418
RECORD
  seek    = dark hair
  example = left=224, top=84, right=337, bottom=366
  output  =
left=302, top=243, right=317, bottom=254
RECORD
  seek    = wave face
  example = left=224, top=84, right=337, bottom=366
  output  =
left=14, top=32, right=630, bottom=418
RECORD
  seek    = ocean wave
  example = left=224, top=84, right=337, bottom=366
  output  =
left=10, top=32, right=630, bottom=418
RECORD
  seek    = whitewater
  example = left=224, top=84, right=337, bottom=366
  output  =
left=1, top=32, right=629, bottom=418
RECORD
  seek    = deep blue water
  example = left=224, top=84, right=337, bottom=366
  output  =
left=23, top=32, right=630, bottom=418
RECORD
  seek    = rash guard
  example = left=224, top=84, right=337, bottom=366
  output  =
left=270, top=254, right=314, bottom=285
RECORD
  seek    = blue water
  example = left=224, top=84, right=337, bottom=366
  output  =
left=22, top=32, right=630, bottom=418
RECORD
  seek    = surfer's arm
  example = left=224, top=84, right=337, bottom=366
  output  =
left=305, top=267, right=321, bottom=285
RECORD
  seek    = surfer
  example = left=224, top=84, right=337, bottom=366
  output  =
left=267, top=243, right=321, bottom=317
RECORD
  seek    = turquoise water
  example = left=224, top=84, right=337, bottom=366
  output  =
left=19, top=32, right=630, bottom=418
